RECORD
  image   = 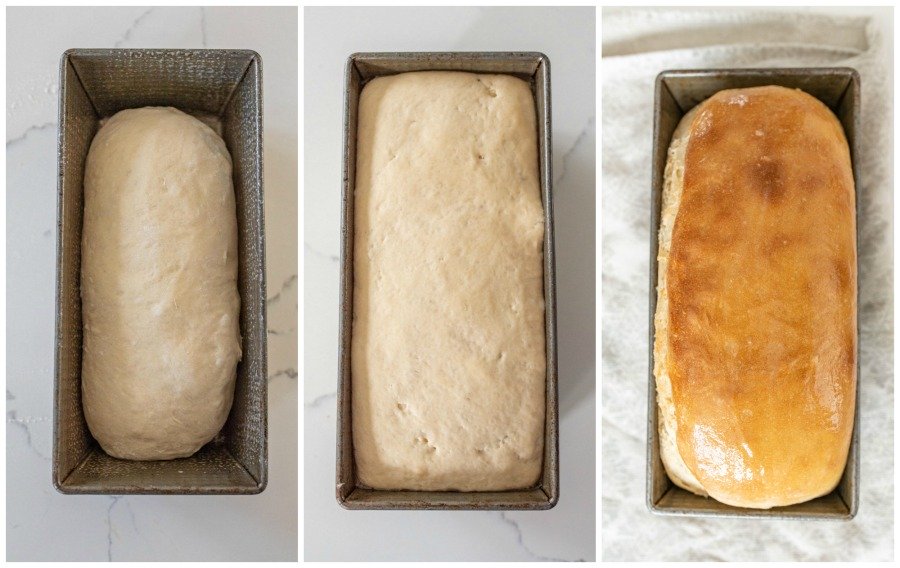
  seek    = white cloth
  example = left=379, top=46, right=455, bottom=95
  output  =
left=602, top=8, right=893, bottom=561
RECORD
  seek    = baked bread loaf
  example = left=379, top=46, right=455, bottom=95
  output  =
left=352, top=71, right=546, bottom=491
left=81, top=107, right=242, bottom=461
left=654, top=86, right=857, bottom=509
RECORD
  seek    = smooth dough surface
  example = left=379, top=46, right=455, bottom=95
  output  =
left=82, top=106, right=242, bottom=461
left=654, top=86, right=857, bottom=509
left=352, top=71, right=546, bottom=491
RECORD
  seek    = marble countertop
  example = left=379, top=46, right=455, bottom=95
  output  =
left=602, top=7, right=893, bottom=561
left=303, top=6, right=596, bottom=562
left=6, top=7, right=297, bottom=561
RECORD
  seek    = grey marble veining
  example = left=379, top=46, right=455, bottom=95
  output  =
left=7, top=122, right=57, bottom=146
left=304, top=6, right=596, bottom=562
left=6, top=6, right=297, bottom=561
left=112, top=7, right=155, bottom=48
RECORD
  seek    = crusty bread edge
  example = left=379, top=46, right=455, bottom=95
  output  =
left=653, top=88, right=858, bottom=508
left=653, top=103, right=708, bottom=497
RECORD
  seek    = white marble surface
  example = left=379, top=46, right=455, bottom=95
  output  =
left=602, top=7, right=893, bottom=561
left=304, top=6, right=595, bottom=561
left=6, top=7, right=297, bottom=561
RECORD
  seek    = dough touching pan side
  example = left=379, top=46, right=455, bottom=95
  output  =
left=654, top=86, right=857, bottom=509
left=351, top=71, right=546, bottom=491
left=654, top=104, right=707, bottom=497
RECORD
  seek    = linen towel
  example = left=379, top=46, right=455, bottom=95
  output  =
left=602, top=8, right=893, bottom=561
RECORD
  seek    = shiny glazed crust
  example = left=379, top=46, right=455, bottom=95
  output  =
left=351, top=71, right=546, bottom=491
left=654, top=86, right=857, bottom=509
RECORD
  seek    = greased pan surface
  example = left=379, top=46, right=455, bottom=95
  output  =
left=337, top=52, right=558, bottom=510
left=647, top=68, right=860, bottom=519
left=54, top=49, right=267, bottom=495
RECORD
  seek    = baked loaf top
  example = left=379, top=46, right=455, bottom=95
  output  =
left=352, top=71, right=546, bottom=491
left=81, top=107, right=242, bottom=460
left=654, top=86, right=857, bottom=509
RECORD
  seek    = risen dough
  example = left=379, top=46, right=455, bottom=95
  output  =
left=81, top=106, right=242, bottom=461
left=352, top=71, right=546, bottom=491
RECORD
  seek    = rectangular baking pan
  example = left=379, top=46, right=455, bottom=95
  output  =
left=54, top=49, right=267, bottom=494
left=337, top=52, right=557, bottom=510
left=648, top=68, right=861, bottom=519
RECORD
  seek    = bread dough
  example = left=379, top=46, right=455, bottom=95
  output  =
left=352, top=71, right=546, bottom=491
left=81, top=107, right=242, bottom=461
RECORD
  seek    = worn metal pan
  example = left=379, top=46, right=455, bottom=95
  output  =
left=648, top=67, right=860, bottom=519
left=54, top=48, right=267, bottom=494
left=337, top=52, right=558, bottom=510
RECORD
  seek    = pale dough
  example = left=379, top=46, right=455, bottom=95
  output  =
left=81, top=106, right=242, bottom=461
left=352, top=71, right=546, bottom=491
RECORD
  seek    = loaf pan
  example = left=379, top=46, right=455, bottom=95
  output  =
left=647, top=68, right=860, bottom=519
left=337, top=52, right=558, bottom=510
left=54, top=49, right=267, bottom=494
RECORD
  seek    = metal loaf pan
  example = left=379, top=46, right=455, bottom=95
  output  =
left=54, top=49, right=267, bottom=494
left=648, top=68, right=861, bottom=519
left=337, top=52, right=557, bottom=510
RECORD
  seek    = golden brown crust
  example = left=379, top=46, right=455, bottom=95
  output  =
left=664, top=86, right=856, bottom=509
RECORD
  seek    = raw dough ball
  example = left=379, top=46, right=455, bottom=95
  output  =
left=81, top=107, right=242, bottom=461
